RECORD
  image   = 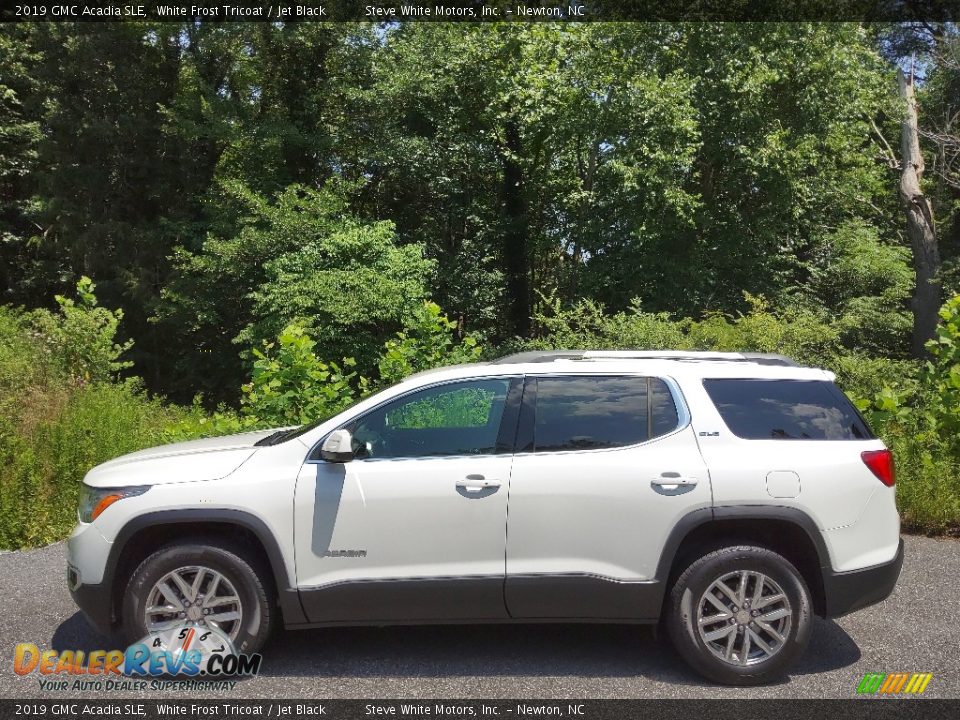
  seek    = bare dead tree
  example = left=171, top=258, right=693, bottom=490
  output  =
left=918, top=33, right=960, bottom=193
left=898, top=64, right=942, bottom=357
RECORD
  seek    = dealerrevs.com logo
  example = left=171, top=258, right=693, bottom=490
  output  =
left=14, top=625, right=261, bottom=691
left=856, top=672, right=933, bottom=695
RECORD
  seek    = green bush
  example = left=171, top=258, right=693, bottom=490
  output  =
left=225, top=301, right=483, bottom=429
left=372, top=301, right=482, bottom=388
left=525, top=292, right=839, bottom=367
left=804, top=220, right=913, bottom=357
left=884, top=433, right=960, bottom=535
left=241, top=324, right=358, bottom=427
left=922, top=295, right=960, bottom=440
left=683, top=295, right=841, bottom=366
left=0, top=381, right=190, bottom=549
left=0, top=281, right=198, bottom=549
left=26, top=276, right=133, bottom=383
left=527, top=296, right=689, bottom=351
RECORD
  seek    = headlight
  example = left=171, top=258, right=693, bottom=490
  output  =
left=78, top=485, right=150, bottom=523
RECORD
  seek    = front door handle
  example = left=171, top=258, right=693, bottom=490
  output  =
left=457, top=475, right=502, bottom=492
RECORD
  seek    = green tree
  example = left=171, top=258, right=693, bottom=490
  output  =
left=161, top=181, right=433, bottom=399
left=0, top=25, right=42, bottom=296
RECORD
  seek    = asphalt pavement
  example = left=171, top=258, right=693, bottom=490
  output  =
left=1, top=535, right=957, bottom=699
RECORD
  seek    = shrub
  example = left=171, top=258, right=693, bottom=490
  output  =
left=887, top=433, right=960, bottom=535
left=922, top=295, right=960, bottom=440
left=528, top=295, right=688, bottom=351
left=372, top=301, right=482, bottom=388
left=0, top=381, right=189, bottom=549
left=0, top=284, right=190, bottom=549
left=241, top=324, right=358, bottom=427
left=26, top=276, right=133, bottom=383
left=804, top=220, right=913, bottom=357
left=232, top=301, right=481, bottom=429
left=684, top=294, right=841, bottom=366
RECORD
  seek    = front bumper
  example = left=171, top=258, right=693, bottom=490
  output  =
left=68, top=578, right=114, bottom=637
left=822, top=538, right=904, bottom=618
left=66, top=521, right=115, bottom=637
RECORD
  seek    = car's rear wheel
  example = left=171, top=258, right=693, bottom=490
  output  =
left=122, top=542, right=274, bottom=655
left=666, top=545, right=812, bottom=685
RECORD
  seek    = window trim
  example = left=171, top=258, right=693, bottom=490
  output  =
left=514, top=373, right=690, bottom=456
left=701, top=377, right=876, bottom=442
left=306, top=375, right=523, bottom=463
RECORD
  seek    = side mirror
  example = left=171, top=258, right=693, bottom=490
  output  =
left=320, top=429, right=355, bottom=463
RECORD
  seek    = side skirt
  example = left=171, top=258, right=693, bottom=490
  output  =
left=505, top=574, right=663, bottom=621
left=292, top=574, right=663, bottom=627
left=297, top=575, right=508, bottom=624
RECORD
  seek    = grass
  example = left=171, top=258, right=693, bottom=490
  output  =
left=0, top=308, right=198, bottom=548
left=887, top=435, right=960, bottom=537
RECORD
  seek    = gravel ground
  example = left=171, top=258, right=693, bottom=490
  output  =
left=0, top=535, right=957, bottom=699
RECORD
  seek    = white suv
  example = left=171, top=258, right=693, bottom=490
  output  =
left=67, top=350, right=902, bottom=685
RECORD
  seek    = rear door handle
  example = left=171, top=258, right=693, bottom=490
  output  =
left=457, top=475, right=502, bottom=492
left=651, top=475, right=698, bottom=488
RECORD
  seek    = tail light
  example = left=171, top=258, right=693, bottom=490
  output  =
left=861, top=449, right=895, bottom=487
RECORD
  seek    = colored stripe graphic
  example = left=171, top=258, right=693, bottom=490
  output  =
left=857, top=673, right=885, bottom=694
left=857, top=673, right=932, bottom=695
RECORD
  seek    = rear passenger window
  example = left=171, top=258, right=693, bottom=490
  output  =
left=531, top=376, right=679, bottom=452
left=703, top=379, right=874, bottom=441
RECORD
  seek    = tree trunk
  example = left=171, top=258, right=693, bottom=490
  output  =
left=898, top=68, right=942, bottom=358
left=502, top=119, right=531, bottom=337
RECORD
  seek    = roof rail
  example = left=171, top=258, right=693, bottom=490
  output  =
left=489, top=351, right=586, bottom=365
left=490, top=350, right=799, bottom=367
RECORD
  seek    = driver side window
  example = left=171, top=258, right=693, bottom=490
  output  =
left=348, top=379, right=511, bottom=460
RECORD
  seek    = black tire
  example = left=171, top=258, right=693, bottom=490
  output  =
left=121, top=542, right=274, bottom=655
left=665, top=545, right=812, bottom=686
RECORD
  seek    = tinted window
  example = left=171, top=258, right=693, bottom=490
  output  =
left=349, top=379, right=510, bottom=459
left=703, top=379, right=873, bottom=441
left=651, top=378, right=680, bottom=437
left=531, top=376, right=679, bottom=452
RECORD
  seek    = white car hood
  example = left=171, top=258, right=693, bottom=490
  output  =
left=83, top=428, right=286, bottom=488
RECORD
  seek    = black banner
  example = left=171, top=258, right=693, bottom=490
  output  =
left=1, top=0, right=959, bottom=23
left=2, top=700, right=960, bottom=720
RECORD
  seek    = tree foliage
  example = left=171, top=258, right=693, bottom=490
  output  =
left=1, top=21, right=930, bottom=402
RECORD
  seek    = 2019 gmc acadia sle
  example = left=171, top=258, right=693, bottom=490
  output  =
left=67, top=350, right=903, bottom=685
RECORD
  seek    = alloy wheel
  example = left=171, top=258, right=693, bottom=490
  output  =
left=696, top=569, right=792, bottom=666
left=143, top=565, right=243, bottom=640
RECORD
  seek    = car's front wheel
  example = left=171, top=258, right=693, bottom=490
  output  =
left=121, top=542, right=274, bottom=655
left=666, top=545, right=813, bottom=685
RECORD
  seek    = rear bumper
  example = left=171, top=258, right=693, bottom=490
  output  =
left=822, top=538, right=903, bottom=618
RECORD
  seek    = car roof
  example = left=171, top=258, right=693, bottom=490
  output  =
left=399, top=351, right=836, bottom=386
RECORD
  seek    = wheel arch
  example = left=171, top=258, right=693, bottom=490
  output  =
left=656, top=506, right=831, bottom=617
left=106, top=509, right=307, bottom=628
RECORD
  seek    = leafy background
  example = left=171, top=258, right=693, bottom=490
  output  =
left=1, top=22, right=959, bottom=547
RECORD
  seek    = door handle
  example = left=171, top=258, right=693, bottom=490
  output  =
left=651, top=475, right=698, bottom=488
left=456, top=475, right=502, bottom=492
